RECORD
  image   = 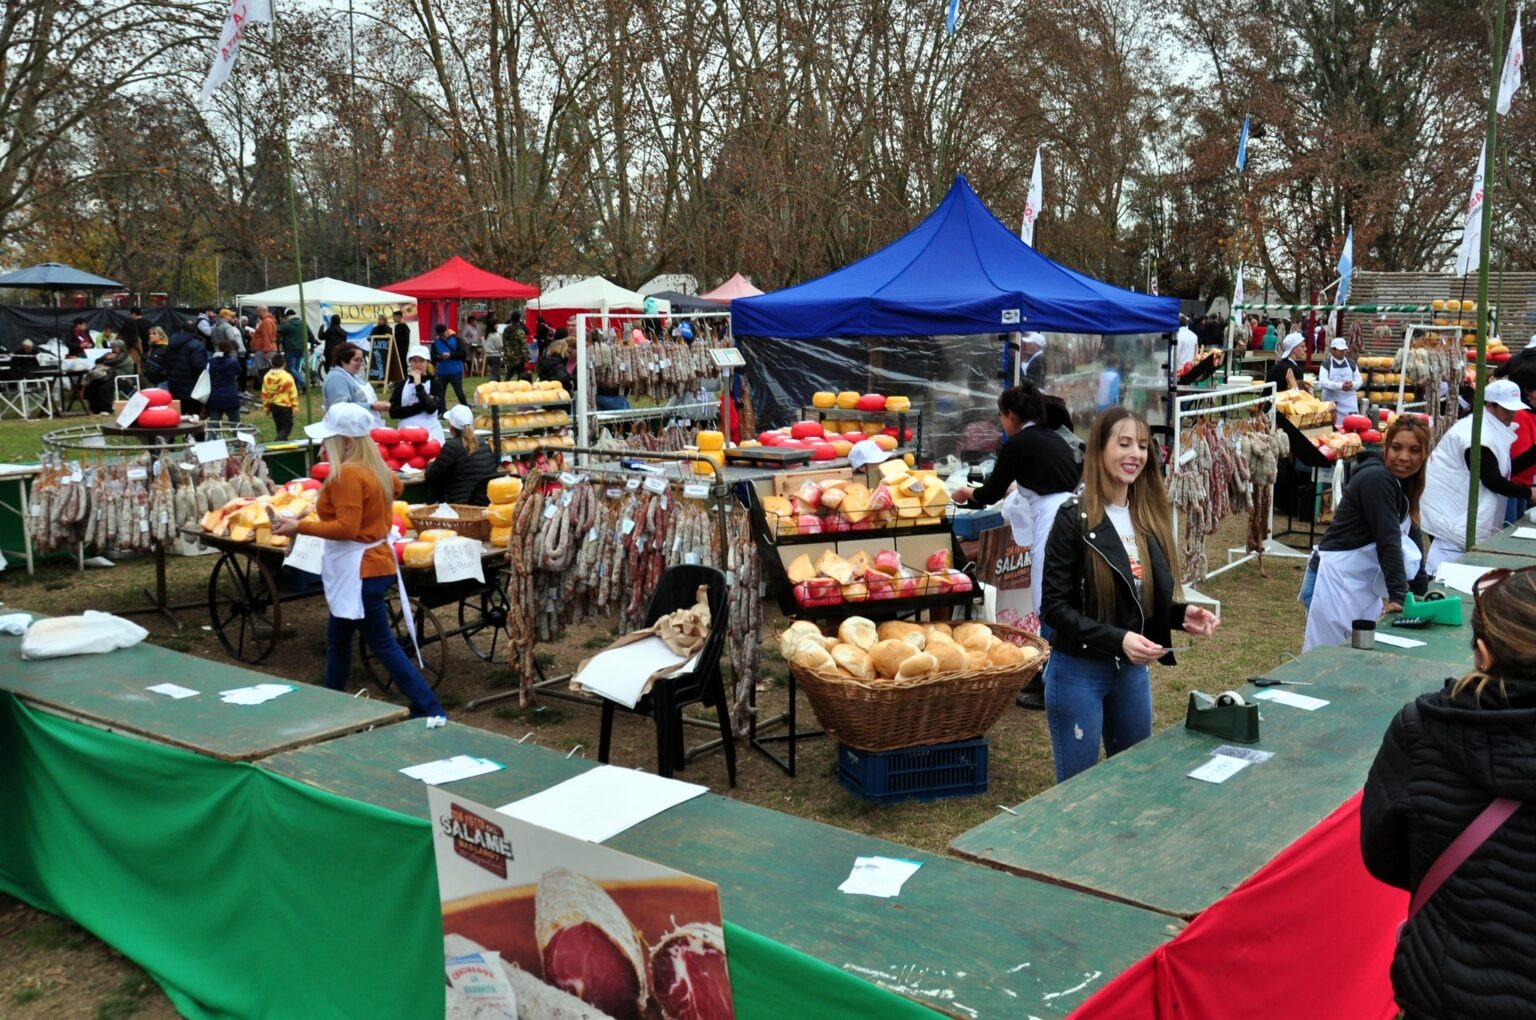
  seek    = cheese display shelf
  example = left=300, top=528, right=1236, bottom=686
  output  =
left=472, top=397, right=575, bottom=461
left=798, top=403, right=924, bottom=461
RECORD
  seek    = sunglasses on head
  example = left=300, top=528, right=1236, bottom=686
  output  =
left=1473, top=565, right=1536, bottom=605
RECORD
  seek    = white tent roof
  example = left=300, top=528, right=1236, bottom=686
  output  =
left=528, top=276, right=665, bottom=312
left=237, top=277, right=415, bottom=308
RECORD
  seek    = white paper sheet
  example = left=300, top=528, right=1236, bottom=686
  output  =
left=572, top=636, right=699, bottom=709
left=399, top=754, right=504, bottom=786
left=285, top=534, right=324, bottom=574
left=1435, top=561, right=1495, bottom=595
left=218, top=683, right=295, bottom=705
left=496, top=766, right=707, bottom=843
left=1511, top=527, right=1536, bottom=540
left=1374, top=633, right=1427, bottom=649
left=838, top=856, right=924, bottom=898
left=147, top=683, right=200, bottom=699
left=1212, top=745, right=1274, bottom=764
left=1188, top=755, right=1252, bottom=784
left=1252, top=689, right=1330, bottom=711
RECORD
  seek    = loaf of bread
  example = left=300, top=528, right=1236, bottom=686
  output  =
left=791, top=642, right=834, bottom=672
left=837, top=616, right=878, bottom=652
left=831, top=642, right=875, bottom=680
left=953, top=622, right=994, bottom=652
left=927, top=640, right=965, bottom=673
left=870, top=638, right=918, bottom=679
left=894, top=652, right=938, bottom=682
left=987, top=641, right=1027, bottom=667
left=876, top=620, right=927, bottom=649
left=966, top=649, right=989, bottom=670
left=926, top=623, right=953, bottom=642
left=779, top=620, right=826, bottom=660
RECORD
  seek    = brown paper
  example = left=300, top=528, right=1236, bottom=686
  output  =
left=572, top=586, right=711, bottom=702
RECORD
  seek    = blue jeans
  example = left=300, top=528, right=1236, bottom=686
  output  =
left=595, top=394, right=629, bottom=411
left=206, top=407, right=240, bottom=425
left=1044, top=650, right=1151, bottom=783
left=1299, top=560, right=1318, bottom=609
left=325, top=575, right=444, bottom=718
left=1506, top=497, right=1529, bottom=525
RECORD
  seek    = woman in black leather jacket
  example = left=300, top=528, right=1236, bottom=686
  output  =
left=1040, top=407, right=1219, bottom=782
left=1362, top=567, right=1536, bottom=1020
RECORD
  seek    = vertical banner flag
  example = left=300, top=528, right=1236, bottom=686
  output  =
left=946, top=0, right=960, bottom=34
left=1233, top=267, right=1244, bottom=315
left=1021, top=146, right=1043, bottom=246
left=1336, top=227, right=1354, bottom=307
left=1455, top=142, right=1488, bottom=276
left=201, top=0, right=273, bottom=102
left=1236, top=114, right=1251, bottom=172
left=1498, top=8, right=1525, bottom=115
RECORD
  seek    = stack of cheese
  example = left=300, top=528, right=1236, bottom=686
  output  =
left=679, top=429, right=726, bottom=477
left=810, top=391, right=913, bottom=414
left=760, top=466, right=951, bottom=536
left=475, top=410, right=572, bottom=431
left=399, top=527, right=461, bottom=567
left=782, top=546, right=970, bottom=606
left=780, top=617, right=1036, bottom=683
left=1274, top=389, right=1335, bottom=427
left=473, top=379, right=571, bottom=406
left=483, top=476, right=524, bottom=547
left=198, top=479, right=321, bottom=546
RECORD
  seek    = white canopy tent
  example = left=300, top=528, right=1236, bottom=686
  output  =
left=528, top=276, right=669, bottom=317
left=237, top=277, right=417, bottom=338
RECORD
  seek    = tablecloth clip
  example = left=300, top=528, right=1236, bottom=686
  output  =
left=996, top=805, right=1018, bottom=816
left=566, top=744, right=585, bottom=759
left=352, top=689, right=371, bottom=700
left=516, top=732, right=536, bottom=744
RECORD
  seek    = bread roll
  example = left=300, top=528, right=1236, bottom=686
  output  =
left=987, top=641, right=1027, bottom=667
left=966, top=649, right=989, bottom=670
left=894, top=652, right=938, bottom=682
left=837, top=616, right=879, bottom=652
left=870, top=638, right=917, bottom=679
left=779, top=621, right=824, bottom=660
left=953, top=622, right=994, bottom=652
left=876, top=620, right=926, bottom=650
left=831, top=643, right=875, bottom=680
left=791, top=642, right=834, bottom=672
left=926, top=623, right=953, bottom=641
left=927, top=640, right=965, bottom=673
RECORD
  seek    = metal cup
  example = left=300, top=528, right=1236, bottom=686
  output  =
left=1351, top=619, right=1376, bottom=650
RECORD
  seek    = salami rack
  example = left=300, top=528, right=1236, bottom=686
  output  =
left=39, top=423, right=262, bottom=630
left=467, top=445, right=753, bottom=772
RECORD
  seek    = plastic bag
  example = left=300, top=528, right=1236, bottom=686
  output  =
left=20, top=611, right=148, bottom=660
left=191, top=367, right=212, bottom=402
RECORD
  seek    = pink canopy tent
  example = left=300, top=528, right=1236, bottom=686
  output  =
left=698, top=273, right=764, bottom=303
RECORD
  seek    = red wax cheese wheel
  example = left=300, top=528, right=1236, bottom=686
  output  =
left=399, top=426, right=430, bottom=444
left=1360, top=429, right=1383, bottom=444
left=856, top=393, right=887, bottom=412
left=811, top=444, right=839, bottom=460
left=419, top=440, right=442, bottom=459
left=385, top=458, right=403, bottom=471
left=390, top=442, right=417, bottom=461
left=376, top=444, right=394, bottom=462
left=790, top=421, right=825, bottom=439
left=407, top=456, right=428, bottom=470
left=370, top=427, right=400, bottom=445
left=758, top=431, right=782, bottom=446
left=141, top=389, right=174, bottom=408
left=135, top=407, right=179, bottom=428
left=298, top=479, right=322, bottom=491
left=1341, top=415, right=1372, bottom=433
left=392, top=514, right=409, bottom=533
left=310, top=462, right=331, bottom=480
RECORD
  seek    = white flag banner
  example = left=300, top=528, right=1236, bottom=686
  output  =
left=200, top=0, right=273, bottom=102
left=1233, top=268, right=1244, bottom=314
left=1498, top=10, right=1525, bottom=115
left=1455, top=141, right=1488, bottom=276
left=1021, top=146, right=1043, bottom=246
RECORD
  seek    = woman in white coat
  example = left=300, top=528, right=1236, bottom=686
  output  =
left=388, top=344, right=446, bottom=444
left=1302, top=417, right=1430, bottom=652
left=1316, top=337, right=1363, bottom=427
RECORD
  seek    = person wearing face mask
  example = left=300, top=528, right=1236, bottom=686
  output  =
left=1317, top=337, right=1364, bottom=427
left=1039, top=407, right=1220, bottom=782
left=1420, top=379, right=1536, bottom=574
left=1301, top=417, right=1432, bottom=652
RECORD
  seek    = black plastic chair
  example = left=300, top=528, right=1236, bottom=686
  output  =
left=597, top=564, right=736, bottom=787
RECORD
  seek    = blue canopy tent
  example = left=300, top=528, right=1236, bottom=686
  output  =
left=729, top=177, right=1178, bottom=452
left=731, top=176, right=1177, bottom=338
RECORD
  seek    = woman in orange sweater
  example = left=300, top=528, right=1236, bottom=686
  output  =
left=271, top=403, right=444, bottom=718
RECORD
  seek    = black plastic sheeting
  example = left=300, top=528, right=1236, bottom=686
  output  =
left=0, top=306, right=201, bottom=350
left=738, top=334, right=1013, bottom=461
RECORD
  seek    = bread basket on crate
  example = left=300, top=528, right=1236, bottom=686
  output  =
left=786, top=621, right=1049, bottom=752
left=407, top=504, right=491, bottom=541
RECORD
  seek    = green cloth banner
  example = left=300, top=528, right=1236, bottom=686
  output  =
left=0, top=695, right=931, bottom=1019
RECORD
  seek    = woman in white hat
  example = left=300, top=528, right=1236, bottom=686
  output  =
left=1317, top=337, right=1363, bottom=426
left=270, top=404, right=444, bottom=719
left=1266, top=331, right=1308, bottom=392
left=425, top=404, right=501, bottom=505
left=389, top=344, right=446, bottom=444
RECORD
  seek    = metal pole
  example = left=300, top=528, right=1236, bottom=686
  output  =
left=1467, top=0, right=1506, bottom=550
left=269, top=5, right=313, bottom=426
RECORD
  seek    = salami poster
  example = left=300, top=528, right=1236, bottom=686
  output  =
left=430, top=787, right=734, bottom=1020
left=975, top=524, right=1031, bottom=591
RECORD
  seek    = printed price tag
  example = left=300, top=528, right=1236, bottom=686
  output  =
left=643, top=476, right=667, bottom=495
left=29, top=503, right=40, bottom=515
left=543, top=503, right=558, bottom=519
left=115, top=392, right=150, bottom=429
left=621, top=517, right=636, bottom=536
left=685, top=551, right=701, bottom=566
left=558, top=471, right=579, bottom=487
left=625, top=477, right=641, bottom=491
left=683, top=483, right=710, bottom=499
left=434, top=538, right=485, bottom=585
left=194, top=438, right=230, bottom=464
left=138, top=519, right=149, bottom=532
left=660, top=358, right=671, bottom=369
left=126, top=467, right=147, bottom=481
left=605, top=488, right=622, bottom=499
left=286, top=534, right=324, bottom=574
left=587, top=527, right=598, bottom=543
left=160, top=510, right=170, bottom=524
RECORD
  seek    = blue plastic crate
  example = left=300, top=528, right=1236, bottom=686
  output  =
left=837, top=739, right=988, bottom=804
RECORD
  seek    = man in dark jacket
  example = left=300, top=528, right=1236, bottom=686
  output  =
left=277, top=310, right=309, bottom=391
left=165, top=321, right=209, bottom=415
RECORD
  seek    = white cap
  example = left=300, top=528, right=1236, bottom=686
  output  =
left=1525, top=333, right=1536, bottom=350
left=848, top=439, right=893, bottom=470
left=1279, top=333, right=1304, bottom=356
left=1329, top=337, right=1349, bottom=350
left=1484, top=378, right=1527, bottom=412
left=444, top=404, right=475, bottom=430
left=406, top=344, right=431, bottom=362
left=304, top=403, right=375, bottom=441
left=1020, top=331, right=1046, bottom=347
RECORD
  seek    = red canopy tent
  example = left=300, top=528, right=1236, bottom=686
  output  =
left=384, top=257, right=541, bottom=374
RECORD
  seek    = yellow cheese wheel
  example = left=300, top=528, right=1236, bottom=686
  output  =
left=691, top=450, right=725, bottom=476
left=418, top=528, right=457, bottom=543
left=836, top=390, right=861, bottom=409
left=697, top=430, right=725, bottom=452
left=486, top=502, right=516, bottom=527
left=489, top=525, right=512, bottom=547
left=403, top=541, right=435, bottom=567
left=885, top=395, right=911, bottom=412
left=812, top=391, right=837, bottom=408
left=486, top=476, right=523, bottom=504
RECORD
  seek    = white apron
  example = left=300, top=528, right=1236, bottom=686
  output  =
left=396, top=380, right=445, bottom=443
left=1301, top=515, right=1421, bottom=652
left=1001, top=487, right=1072, bottom=615
left=320, top=534, right=421, bottom=663
left=1324, top=357, right=1359, bottom=425
left=360, top=380, right=386, bottom=431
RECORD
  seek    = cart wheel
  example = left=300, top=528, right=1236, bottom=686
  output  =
left=459, top=570, right=510, bottom=661
left=207, top=551, right=281, bottom=663
left=359, top=596, right=446, bottom=691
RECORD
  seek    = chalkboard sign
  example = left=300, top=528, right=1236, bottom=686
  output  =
left=369, top=337, right=393, bottom=382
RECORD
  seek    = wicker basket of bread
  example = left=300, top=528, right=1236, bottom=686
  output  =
left=406, top=504, right=490, bottom=541
left=782, top=617, right=1049, bottom=752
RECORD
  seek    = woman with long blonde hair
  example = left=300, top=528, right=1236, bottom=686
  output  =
left=1362, top=566, right=1536, bottom=1018
left=1039, top=407, right=1219, bottom=782
left=270, top=403, right=443, bottom=718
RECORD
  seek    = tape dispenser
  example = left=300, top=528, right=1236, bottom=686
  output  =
left=1186, top=689, right=1261, bottom=744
